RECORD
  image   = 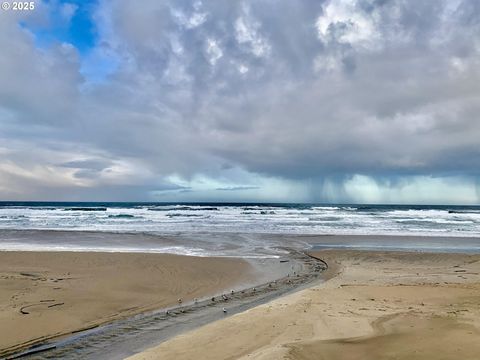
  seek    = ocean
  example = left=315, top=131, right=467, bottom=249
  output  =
left=1, top=202, right=479, bottom=256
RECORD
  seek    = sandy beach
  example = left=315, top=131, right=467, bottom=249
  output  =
left=0, top=251, right=253, bottom=357
left=129, top=250, right=480, bottom=360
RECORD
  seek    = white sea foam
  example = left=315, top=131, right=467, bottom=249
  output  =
left=1, top=204, right=480, bottom=256
left=1, top=205, right=480, bottom=237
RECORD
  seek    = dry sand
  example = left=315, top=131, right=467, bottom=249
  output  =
left=0, top=251, right=253, bottom=357
left=129, top=250, right=480, bottom=360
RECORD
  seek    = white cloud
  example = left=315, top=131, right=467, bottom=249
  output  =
left=205, top=38, right=223, bottom=65
left=238, top=63, right=249, bottom=74
left=316, top=0, right=380, bottom=49
left=171, top=8, right=207, bottom=29
left=0, top=0, right=479, bottom=203
left=234, top=7, right=271, bottom=57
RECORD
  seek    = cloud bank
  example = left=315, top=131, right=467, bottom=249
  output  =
left=0, top=0, right=479, bottom=203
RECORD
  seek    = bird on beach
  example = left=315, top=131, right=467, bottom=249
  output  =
left=222, top=294, right=228, bottom=301
left=194, top=298, right=198, bottom=304
left=223, top=307, right=227, bottom=313
left=231, top=290, right=234, bottom=294
left=253, top=287, right=256, bottom=292
left=178, top=298, right=182, bottom=304
left=166, top=310, right=170, bottom=315
left=211, top=296, right=215, bottom=302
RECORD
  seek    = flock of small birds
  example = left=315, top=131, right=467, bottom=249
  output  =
left=168, top=268, right=300, bottom=316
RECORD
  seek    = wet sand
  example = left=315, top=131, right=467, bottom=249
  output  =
left=0, top=251, right=253, bottom=357
left=129, top=250, right=480, bottom=360
left=7, top=250, right=321, bottom=359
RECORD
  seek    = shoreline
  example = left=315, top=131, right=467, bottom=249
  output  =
left=1, top=229, right=480, bottom=256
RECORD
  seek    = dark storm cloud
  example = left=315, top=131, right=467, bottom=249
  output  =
left=215, top=186, right=260, bottom=191
left=0, top=0, right=479, bottom=202
left=59, top=159, right=112, bottom=179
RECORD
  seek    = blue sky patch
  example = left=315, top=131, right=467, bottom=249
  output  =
left=22, top=0, right=119, bottom=84
left=23, top=0, right=98, bottom=54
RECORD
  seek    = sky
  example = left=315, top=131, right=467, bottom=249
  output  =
left=0, top=0, right=479, bottom=204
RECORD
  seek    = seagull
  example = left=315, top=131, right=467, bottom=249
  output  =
left=252, top=287, right=256, bottom=292
left=231, top=290, right=235, bottom=294
left=223, top=307, right=227, bottom=313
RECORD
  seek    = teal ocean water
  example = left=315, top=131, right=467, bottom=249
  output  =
left=0, top=202, right=479, bottom=256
